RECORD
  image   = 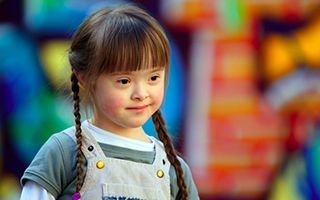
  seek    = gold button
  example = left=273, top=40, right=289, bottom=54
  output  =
left=157, top=170, right=164, bottom=178
left=96, top=161, right=105, bottom=169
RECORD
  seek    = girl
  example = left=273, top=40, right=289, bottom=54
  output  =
left=20, top=4, right=199, bottom=200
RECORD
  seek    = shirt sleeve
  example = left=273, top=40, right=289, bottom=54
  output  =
left=20, top=133, right=76, bottom=198
left=169, top=156, right=200, bottom=200
left=20, top=181, right=56, bottom=200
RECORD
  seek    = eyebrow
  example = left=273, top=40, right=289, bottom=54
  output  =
left=149, top=68, right=164, bottom=73
left=110, top=68, right=164, bottom=76
left=110, top=72, right=131, bottom=76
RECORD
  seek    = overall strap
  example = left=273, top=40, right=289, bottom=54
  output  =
left=63, top=126, right=105, bottom=159
left=149, top=137, right=170, bottom=172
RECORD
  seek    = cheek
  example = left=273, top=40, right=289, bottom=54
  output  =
left=153, top=88, right=165, bottom=106
left=100, top=96, right=125, bottom=114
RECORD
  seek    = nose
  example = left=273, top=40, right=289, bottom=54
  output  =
left=131, top=83, right=149, bottom=101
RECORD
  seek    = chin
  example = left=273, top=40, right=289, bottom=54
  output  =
left=125, top=120, right=148, bottom=128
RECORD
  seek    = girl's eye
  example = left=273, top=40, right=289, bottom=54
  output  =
left=150, top=75, right=159, bottom=81
left=117, top=79, right=130, bottom=85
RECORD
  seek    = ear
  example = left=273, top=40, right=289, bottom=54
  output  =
left=74, top=71, right=87, bottom=87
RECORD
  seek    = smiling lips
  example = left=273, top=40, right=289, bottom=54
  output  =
left=126, top=105, right=149, bottom=111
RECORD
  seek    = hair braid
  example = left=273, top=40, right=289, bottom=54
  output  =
left=152, top=110, right=188, bottom=200
left=71, top=72, right=84, bottom=192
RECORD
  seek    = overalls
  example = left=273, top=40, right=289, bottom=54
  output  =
left=66, top=128, right=171, bottom=200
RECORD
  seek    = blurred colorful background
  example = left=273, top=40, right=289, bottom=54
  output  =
left=1, top=0, right=320, bottom=199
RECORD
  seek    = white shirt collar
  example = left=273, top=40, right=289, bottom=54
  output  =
left=83, top=120, right=154, bottom=152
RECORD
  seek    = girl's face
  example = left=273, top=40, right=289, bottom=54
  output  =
left=91, top=68, right=165, bottom=134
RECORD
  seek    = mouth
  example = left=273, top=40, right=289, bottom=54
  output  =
left=126, top=105, right=149, bottom=111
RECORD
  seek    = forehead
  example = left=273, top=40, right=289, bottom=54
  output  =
left=102, top=50, right=167, bottom=74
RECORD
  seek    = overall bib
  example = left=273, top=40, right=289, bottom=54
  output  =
left=66, top=128, right=171, bottom=200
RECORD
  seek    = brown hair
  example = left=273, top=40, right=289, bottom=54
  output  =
left=69, top=4, right=188, bottom=199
